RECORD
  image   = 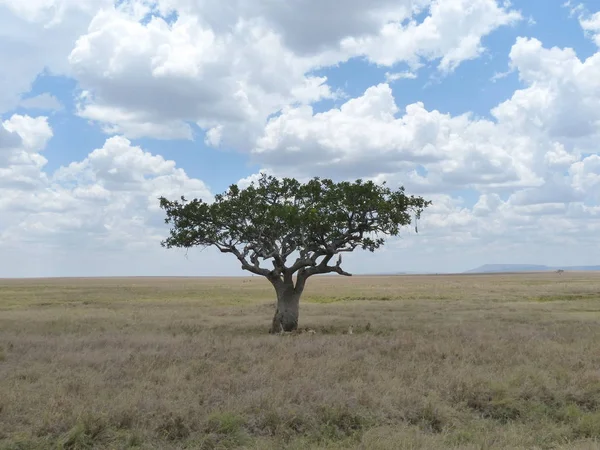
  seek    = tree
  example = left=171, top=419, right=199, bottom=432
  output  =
left=159, top=174, right=431, bottom=333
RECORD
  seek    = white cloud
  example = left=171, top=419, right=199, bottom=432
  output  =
left=252, top=36, right=600, bottom=203
left=340, top=0, right=521, bottom=71
left=490, top=69, right=513, bottom=82
left=18, top=93, right=64, bottom=111
left=0, top=0, right=112, bottom=113
left=565, top=2, right=600, bottom=47
left=57, top=0, right=520, bottom=144
left=0, top=118, right=217, bottom=274
left=0, top=121, right=23, bottom=149
left=67, top=6, right=337, bottom=143
left=492, top=36, right=600, bottom=151
left=2, top=114, right=54, bottom=152
left=235, top=169, right=277, bottom=190
left=473, top=193, right=503, bottom=216
left=580, top=11, right=600, bottom=46
left=44, top=136, right=212, bottom=248
left=398, top=189, right=600, bottom=272
left=0, top=115, right=53, bottom=191
left=253, top=83, right=541, bottom=192
left=204, top=125, right=223, bottom=147
left=570, top=155, right=600, bottom=200
left=152, top=0, right=426, bottom=55
left=0, top=126, right=240, bottom=277
left=385, top=71, right=418, bottom=82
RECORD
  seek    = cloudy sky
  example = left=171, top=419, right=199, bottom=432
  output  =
left=1, top=0, right=599, bottom=277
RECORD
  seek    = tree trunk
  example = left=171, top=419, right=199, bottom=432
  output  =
left=270, top=283, right=302, bottom=333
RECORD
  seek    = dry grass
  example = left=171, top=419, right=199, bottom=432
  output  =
left=2, top=272, right=600, bottom=449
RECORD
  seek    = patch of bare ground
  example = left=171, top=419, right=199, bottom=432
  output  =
left=2, top=272, right=600, bottom=448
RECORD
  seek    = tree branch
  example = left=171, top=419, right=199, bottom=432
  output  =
left=287, top=233, right=359, bottom=274
left=295, top=253, right=352, bottom=291
left=287, top=250, right=321, bottom=273
left=218, top=244, right=271, bottom=277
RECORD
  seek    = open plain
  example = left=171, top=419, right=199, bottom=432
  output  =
left=2, top=272, right=600, bottom=449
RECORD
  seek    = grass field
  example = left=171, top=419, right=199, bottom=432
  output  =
left=2, top=272, right=600, bottom=449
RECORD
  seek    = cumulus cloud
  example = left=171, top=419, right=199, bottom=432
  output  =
left=0, top=0, right=112, bottom=113
left=59, top=0, right=520, bottom=144
left=0, top=122, right=23, bottom=149
left=18, top=93, right=64, bottom=111
left=163, top=0, right=419, bottom=56
left=566, top=2, right=600, bottom=47
left=254, top=36, right=600, bottom=198
left=340, top=0, right=521, bottom=71
left=385, top=71, right=418, bottom=82
left=252, top=83, right=541, bottom=191
left=570, top=155, right=600, bottom=200
left=68, top=6, right=335, bottom=143
left=401, top=189, right=600, bottom=272
left=0, top=115, right=53, bottom=191
left=0, top=121, right=236, bottom=277
left=0, top=117, right=214, bottom=275
left=493, top=37, right=600, bottom=144
left=41, top=136, right=211, bottom=249
left=580, top=12, right=600, bottom=45
left=236, top=169, right=275, bottom=189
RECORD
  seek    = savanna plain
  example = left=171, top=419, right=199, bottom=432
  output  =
left=2, top=272, right=600, bottom=449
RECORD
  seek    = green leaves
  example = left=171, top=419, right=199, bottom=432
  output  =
left=159, top=174, right=431, bottom=277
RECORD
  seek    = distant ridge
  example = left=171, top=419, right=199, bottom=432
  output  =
left=465, top=264, right=600, bottom=274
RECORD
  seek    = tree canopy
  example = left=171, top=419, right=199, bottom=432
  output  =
left=159, top=174, right=431, bottom=284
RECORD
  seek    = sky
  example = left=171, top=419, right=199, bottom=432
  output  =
left=1, top=0, right=599, bottom=277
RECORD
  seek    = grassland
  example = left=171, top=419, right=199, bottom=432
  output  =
left=2, top=272, right=600, bottom=449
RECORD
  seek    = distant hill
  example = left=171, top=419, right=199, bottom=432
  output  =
left=465, top=264, right=600, bottom=274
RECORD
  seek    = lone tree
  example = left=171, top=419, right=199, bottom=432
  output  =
left=159, top=174, right=431, bottom=333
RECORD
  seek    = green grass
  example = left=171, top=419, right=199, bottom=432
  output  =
left=533, top=292, right=600, bottom=302
left=2, top=272, right=600, bottom=448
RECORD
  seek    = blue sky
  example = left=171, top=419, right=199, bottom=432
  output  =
left=1, top=0, right=599, bottom=276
